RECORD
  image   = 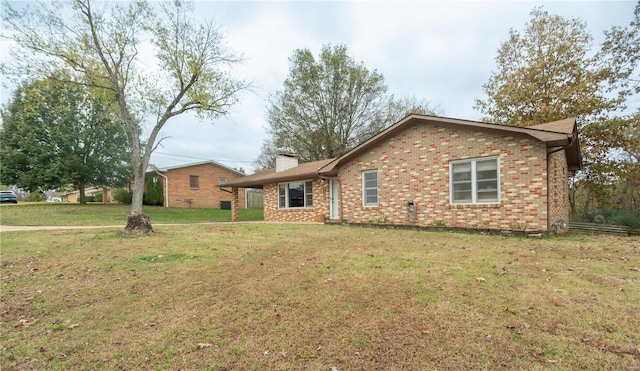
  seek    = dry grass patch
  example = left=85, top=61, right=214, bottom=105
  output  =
left=1, top=224, right=639, bottom=370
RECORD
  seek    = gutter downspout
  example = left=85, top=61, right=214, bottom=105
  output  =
left=155, top=171, right=169, bottom=208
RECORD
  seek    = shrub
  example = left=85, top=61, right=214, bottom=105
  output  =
left=609, top=211, right=640, bottom=229
left=113, top=188, right=132, bottom=204
left=143, top=180, right=164, bottom=206
left=575, top=209, right=640, bottom=228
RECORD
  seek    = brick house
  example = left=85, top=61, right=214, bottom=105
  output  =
left=222, top=114, right=581, bottom=233
left=148, top=161, right=247, bottom=209
left=60, top=186, right=114, bottom=203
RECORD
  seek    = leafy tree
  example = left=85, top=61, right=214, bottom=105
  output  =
left=594, top=2, right=640, bottom=213
left=474, top=6, right=639, bottom=216
left=580, top=110, right=640, bottom=213
left=2, top=0, right=247, bottom=234
left=474, top=7, right=617, bottom=126
left=599, top=1, right=640, bottom=103
left=0, top=78, right=131, bottom=203
left=265, top=44, right=390, bottom=163
left=257, top=45, right=442, bottom=168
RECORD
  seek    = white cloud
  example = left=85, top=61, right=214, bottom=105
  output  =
left=2, top=0, right=636, bottom=174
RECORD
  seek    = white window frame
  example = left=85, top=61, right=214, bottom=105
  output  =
left=278, top=180, right=313, bottom=209
left=362, top=170, right=378, bottom=207
left=219, top=177, right=228, bottom=191
left=450, top=157, right=500, bottom=204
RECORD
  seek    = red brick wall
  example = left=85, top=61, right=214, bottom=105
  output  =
left=336, top=123, right=551, bottom=232
left=263, top=179, right=328, bottom=222
left=160, top=163, right=246, bottom=209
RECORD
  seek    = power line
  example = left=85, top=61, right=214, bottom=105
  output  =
left=152, top=151, right=255, bottom=164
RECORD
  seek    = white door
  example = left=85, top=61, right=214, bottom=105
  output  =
left=329, top=179, right=339, bottom=220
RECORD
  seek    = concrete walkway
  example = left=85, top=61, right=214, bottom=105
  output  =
left=0, top=221, right=272, bottom=232
left=0, top=225, right=124, bottom=232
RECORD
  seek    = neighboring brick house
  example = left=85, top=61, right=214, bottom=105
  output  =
left=60, top=186, right=114, bottom=203
left=222, top=114, right=581, bottom=233
left=148, top=161, right=246, bottom=209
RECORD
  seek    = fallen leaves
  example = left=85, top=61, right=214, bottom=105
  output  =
left=14, top=318, right=39, bottom=328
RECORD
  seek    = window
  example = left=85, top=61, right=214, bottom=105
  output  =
left=278, top=180, right=313, bottom=208
left=450, top=157, right=499, bottom=204
left=362, top=170, right=378, bottom=206
left=219, top=177, right=228, bottom=191
left=189, top=175, right=199, bottom=189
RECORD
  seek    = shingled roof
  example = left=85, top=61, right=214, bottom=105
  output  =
left=221, top=158, right=334, bottom=188
left=318, top=114, right=581, bottom=175
left=222, top=114, right=581, bottom=188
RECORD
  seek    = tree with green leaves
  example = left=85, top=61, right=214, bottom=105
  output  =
left=2, top=0, right=247, bottom=234
left=258, top=44, right=441, bottom=167
left=0, top=79, right=131, bottom=203
left=474, top=7, right=617, bottom=126
left=255, top=94, right=441, bottom=170
left=594, top=2, right=640, bottom=213
left=264, top=44, right=390, bottom=163
left=475, top=6, right=639, bottom=216
left=600, top=2, right=640, bottom=104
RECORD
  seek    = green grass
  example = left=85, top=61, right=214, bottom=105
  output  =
left=0, top=203, right=263, bottom=226
left=1, top=223, right=638, bottom=369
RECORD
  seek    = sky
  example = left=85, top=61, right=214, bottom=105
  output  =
left=1, top=1, right=637, bottom=174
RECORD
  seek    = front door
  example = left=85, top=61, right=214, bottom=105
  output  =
left=329, top=179, right=339, bottom=220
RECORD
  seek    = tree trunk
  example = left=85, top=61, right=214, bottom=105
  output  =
left=582, top=188, right=592, bottom=217
left=568, top=183, right=577, bottom=216
left=102, top=186, right=108, bottom=203
left=78, top=180, right=86, bottom=204
left=125, top=213, right=152, bottom=235
left=124, top=157, right=152, bottom=235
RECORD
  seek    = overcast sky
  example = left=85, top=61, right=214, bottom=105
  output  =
left=2, top=1, right=637, bottom=174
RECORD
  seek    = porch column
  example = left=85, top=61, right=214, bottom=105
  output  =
left=231, top=187, right=239, bottom=222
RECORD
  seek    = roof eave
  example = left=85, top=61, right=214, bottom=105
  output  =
left=221, top=170, right=324, bottom=188
left=155, top=160, right=245, bottom=176
left=318, top=114, right=573, bottom=175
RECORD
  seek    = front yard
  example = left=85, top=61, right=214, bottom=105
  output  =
left=1, top=223, right=638, bottom=369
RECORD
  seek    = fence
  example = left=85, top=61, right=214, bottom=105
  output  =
left=246, top=188, right=263, bottom=209
left=569, top=222, right=640, bottom=235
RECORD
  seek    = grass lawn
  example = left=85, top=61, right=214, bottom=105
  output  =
left=0, top=203, right=263, bottom=226
left=1, top=222, right=639, bottom=369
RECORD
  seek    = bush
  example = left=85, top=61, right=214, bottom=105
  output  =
left=574, top=209, right=640, bottom=228
left=609, top=211, right=640, bottom=229
left=143, top=180, right=164, bottom=206
left=113, top=188, right=132, bottom=204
